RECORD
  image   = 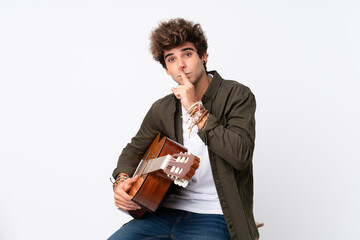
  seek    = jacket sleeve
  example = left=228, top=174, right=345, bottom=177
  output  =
left=197, top=86, right=256, bottom=171
left=112, top=104, right=160, bottom=179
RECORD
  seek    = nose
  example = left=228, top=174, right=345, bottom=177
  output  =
left=177, top=58, right=186, bottom=69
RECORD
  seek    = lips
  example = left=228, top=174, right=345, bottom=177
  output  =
left=177, top=72, right=191, bottom=77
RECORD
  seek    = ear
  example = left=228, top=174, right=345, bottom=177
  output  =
left=201, top=52, right=208, bottom=63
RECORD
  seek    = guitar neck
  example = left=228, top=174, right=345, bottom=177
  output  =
left=133, top=156, right=168, bottom=177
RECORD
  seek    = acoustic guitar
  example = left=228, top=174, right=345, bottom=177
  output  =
left=127, top=133, right=200, bottom=219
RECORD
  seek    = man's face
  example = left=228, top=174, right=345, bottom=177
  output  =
left=163, top=42, right=207, bottom=85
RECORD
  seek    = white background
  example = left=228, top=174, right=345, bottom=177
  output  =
left=1, top=0, right=359, bottom=239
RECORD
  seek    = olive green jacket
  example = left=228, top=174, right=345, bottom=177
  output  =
left=113, top=71, right=259, bottom=240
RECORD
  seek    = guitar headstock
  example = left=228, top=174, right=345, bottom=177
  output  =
left=160, top=153, right=200, bottom=188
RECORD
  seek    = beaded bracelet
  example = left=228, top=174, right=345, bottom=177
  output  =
left=199, top=111, right=209, bottom=128
left=198, top=113, right=209, bottom=131
left=112, top=174, right=129, bottom=192
left=186, top=102, right=209, bottom=137
left=186, top=101, right=202, bottom=113
left=189, top=109, right=208, bottom=132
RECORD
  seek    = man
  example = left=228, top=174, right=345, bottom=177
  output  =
left=109, top=18, right=259, bottom=240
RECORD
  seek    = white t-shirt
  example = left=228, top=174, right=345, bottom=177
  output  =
left=162, top=105, right=223, bottom=214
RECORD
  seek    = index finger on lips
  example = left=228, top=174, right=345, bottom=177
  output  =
left=178, top=67, right=191, bottom=85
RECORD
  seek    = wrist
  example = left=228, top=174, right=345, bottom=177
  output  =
left=185, top=101, right=197, bottom=111
left=186, top=101, right=201, bottom=112
left=112, top=174, right=129, bottom=192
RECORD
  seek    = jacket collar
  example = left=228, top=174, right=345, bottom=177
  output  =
left=202, top=70, right=222, bottom=103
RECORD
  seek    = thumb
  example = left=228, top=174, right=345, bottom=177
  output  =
left=128, top=175, right=139, bottom=183
left=123, top=175, right=139, bottom=191
left=126, top=175, right=139, bottom=185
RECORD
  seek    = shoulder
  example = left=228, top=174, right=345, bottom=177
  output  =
left=145, top=93, right=177, bottom=121
left=151, top=93, right=176, bottom=109
left=222, top=79, right=252, bottom=94
left=210, top=71, right=254, bottom=100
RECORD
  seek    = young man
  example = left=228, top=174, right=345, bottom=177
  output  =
left=109, top=18, right=259, bottom=240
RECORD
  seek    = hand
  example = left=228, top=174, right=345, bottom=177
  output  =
left=171, top=67, right=196, bottom=110
left=114, top=175, right=141, bottom=211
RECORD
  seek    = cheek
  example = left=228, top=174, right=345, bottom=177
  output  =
left=166, top=66, right=176, bottom=75
left=168, top=71, right=180, bottom=82
left=198, top=59, right=204, bottom=68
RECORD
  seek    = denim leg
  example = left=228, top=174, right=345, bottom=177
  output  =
left=107, top=207, right=230, bottom=240
left=107, top=207, right=179, bottom=240
left=172, top=211, right=230, bottom=240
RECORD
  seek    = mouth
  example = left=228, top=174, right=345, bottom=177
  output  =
left=177, top=72, right=191, bottom=78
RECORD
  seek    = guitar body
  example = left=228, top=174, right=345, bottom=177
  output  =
left=128, top=133, right=187, bottom=219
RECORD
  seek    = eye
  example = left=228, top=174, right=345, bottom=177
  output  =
left=185, top=52, right=192, bottom=57
left=168, top=57, right=175, bottom=63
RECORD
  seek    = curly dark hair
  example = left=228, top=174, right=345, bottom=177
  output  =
left=149, top=18, right=208, bottom=69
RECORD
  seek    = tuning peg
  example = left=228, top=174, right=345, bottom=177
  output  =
left=174, top=178, right=188, bottom=188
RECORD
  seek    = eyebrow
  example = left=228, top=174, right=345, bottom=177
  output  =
left=164, top=47, right=196, bottom=60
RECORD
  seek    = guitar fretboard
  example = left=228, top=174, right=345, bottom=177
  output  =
left=142, top=156, right=168, bottom=174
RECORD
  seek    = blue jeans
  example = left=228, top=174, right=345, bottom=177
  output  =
left=108, top=207, right=230, bottom=240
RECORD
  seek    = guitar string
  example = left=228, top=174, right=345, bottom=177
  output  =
left=142, top=156, right=167, bottom=174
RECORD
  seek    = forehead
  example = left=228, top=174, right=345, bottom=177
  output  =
left=163, top=42, right=197, bottom=56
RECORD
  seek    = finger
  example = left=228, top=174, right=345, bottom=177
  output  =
left=171, top=85, right=189, bottom=93
left=117, top=204, right=140, bottom=211
left=115, top=199, right=140, bottom=210
left=123, top=175, right=139, bottom=192
left=127, top=175, right=139, bottom=184
left=115, top=190, right=132, bottom=201
left=114, top=196, right=139, bottom=207
left=115, top=195, right=141, bottom=210
left=178, top=66, right=192, bottom=85
left=114, top=192, right=141, bottom=210
left=114, top=194, right=137, bottom=206
left=171, top=87, right=182, bottom=99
